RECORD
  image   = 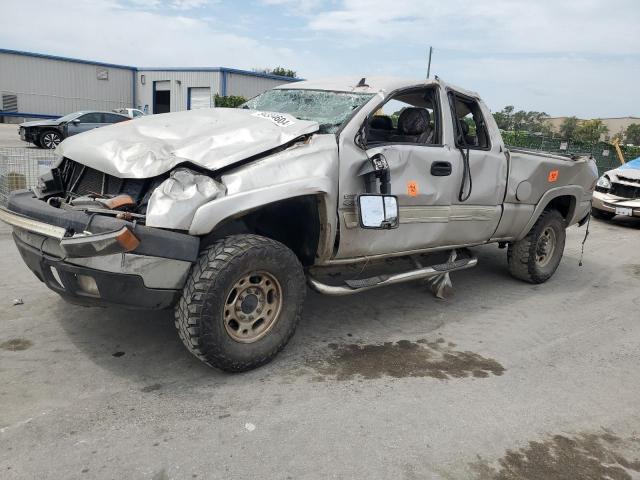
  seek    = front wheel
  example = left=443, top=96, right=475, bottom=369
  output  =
left=174, top=235, right=306, bottom=372
left=507, top=209, right=566, bottom=284
left=39, top=130, right=62, bottom=149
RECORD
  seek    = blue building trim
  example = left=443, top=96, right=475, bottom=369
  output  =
left=152, top=81, right=157, bottom=114
left=187, top=87, right=191, bottom=110
left=0, top=111, right=59, bottom=119
left=137, top=66, right=302, bottom=83
left=220, top=71, right=228, bottom=96
left=132, top=70, right=137, bottom=109
left=0, top=48, right=136, bottom=71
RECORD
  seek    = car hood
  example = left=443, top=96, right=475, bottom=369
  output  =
left=20, top=119, right=61, bottom=128
left=57, top=108, right=319, bottom=178
left=606, top=157, right=640, bottom=181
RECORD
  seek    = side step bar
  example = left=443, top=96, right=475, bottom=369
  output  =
left=307, top=254, right=478, bottom=296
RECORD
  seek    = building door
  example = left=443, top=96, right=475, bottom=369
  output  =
left=188, top=87, right=211, bottom=110
left=153, top=81, right=171, bottom=114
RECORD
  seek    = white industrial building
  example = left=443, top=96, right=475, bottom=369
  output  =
left=0, top=49, right=300, bottom=122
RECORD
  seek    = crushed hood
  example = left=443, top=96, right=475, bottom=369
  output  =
left=608, top=157, right=640, bottom=181
left=57, top=108, right=319, bottom=178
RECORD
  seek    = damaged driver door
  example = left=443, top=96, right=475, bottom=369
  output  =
left=335, top=86, right=461, bottom=259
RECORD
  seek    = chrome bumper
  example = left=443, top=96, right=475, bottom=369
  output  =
left=592, top=191, right=640, bottom=217
left=0, top=206, right=67, bottom=238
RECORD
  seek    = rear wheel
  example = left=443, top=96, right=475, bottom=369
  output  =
left=174, top=234, right=306, bottom=372
left=507, top=209, right=566, bottom=284
left=39, top=130, right=62, bottom=149
left=591, top=207, right=615, bottom=220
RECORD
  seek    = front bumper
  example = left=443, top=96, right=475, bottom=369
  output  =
left=2, top=191, right=200, bottom=309
left=592, top=190, right=640, bottom=217
left=14, top=234, right=179, bottom=309
left=19, top=128, right=38, bottom=143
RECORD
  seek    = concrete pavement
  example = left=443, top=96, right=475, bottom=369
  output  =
left=1, top=217, right=639, bottom=479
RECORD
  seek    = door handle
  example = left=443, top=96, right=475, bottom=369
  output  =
left=431, top=161, right=452, bottom=176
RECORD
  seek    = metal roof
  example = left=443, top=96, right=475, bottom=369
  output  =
left=0, top=48, right=301, bottom=81
left=0, top=48, right=137, bottom=70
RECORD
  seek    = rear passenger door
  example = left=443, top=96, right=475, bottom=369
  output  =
left=444, top=91, right=508, bottom=244
left=102, top=113, right=129, bottom=125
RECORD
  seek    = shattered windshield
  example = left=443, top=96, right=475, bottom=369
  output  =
left=242, top=89, right=374, bottom=133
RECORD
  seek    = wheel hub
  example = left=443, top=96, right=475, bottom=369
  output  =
left=535, top=227, right=557, bottom=267
left=223, top=271, right=282, bottom=343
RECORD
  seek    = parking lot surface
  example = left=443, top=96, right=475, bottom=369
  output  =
left=0, top=124, right=33, bottom=148
left=1, top=217, right=639, bottom=479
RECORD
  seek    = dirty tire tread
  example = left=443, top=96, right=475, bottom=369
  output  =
left=507, top=209, right=566, bottom=284
left=174, top=234, right=305, bottom=372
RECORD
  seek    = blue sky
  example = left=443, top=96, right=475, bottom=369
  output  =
left=2, top=0, right=639, bottom=118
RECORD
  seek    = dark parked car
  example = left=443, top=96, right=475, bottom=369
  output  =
left=18, top=111, right=129, bottom=149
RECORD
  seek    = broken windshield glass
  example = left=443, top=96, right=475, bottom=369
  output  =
left=242, top=89, right=374, bottom=133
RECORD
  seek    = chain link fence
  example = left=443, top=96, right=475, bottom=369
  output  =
left=1, top=137, right=639, bottom=208
left=503, top=131, right=640, bottom=176
left=0, top=148, right=57, bottom=206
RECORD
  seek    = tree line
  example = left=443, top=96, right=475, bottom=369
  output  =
left=492, top=106, right=640, bottom=145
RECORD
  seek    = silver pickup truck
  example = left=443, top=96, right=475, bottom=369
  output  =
left=0, top=77, right=598, bottom=372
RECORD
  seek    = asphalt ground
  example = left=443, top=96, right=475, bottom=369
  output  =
left=1, top=215, right=640, bottom=479
left=0, top=124, right=34, bottom=148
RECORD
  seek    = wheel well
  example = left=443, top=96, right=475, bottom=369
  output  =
left=544, top=195, right=576, bottom=221
left=201, top=195, right=322, bottom=266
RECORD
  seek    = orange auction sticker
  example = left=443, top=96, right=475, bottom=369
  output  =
left=548, top=170, right=559, bottom=182
left=407, top=181, right=419, bottom=197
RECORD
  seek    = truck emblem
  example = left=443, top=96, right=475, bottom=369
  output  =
left=407, top=181, right=419, bottom=197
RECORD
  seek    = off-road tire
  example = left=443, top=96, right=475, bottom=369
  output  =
left=507, top=209, right=566, bottom=284
left=590, top=207, right=615, bottom=221
left=39, top=130, right=62, bottom=149
left=174, top=234, right=306, bottom=372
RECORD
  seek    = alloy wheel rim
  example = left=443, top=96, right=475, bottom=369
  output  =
left=535, top=227, right=557, bottom=267
left=43, top=133, right=60, bottom=149
left=223, top=271, right=283, bottom=343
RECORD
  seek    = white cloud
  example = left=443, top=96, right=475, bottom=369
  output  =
left=127, top=0, right=213, bottom=9
left=0, top=0, right=298, bottom=70
left=308, top=0, right=640, bottom=55
left=260, top=0, right=328, bottom=14
left=169, top=0, right=211, bottom=10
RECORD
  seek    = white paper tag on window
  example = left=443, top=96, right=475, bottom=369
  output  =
left=252, top=111, right=294, bottom=127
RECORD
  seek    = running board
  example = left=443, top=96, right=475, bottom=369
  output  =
left=307, top=254, right=478, bottom=296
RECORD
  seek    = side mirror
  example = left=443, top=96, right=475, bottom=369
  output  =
left=71, top=119, right=80, bottom=125
left=358, top=194, right=399, bottom=229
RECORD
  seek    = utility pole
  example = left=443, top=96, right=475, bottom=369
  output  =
left=427, top=46, right=433, bottom=79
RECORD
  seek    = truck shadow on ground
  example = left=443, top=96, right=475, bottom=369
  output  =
left=593, top=215, right=640, bottom=230
left=54, top=243, right=610, bottom=386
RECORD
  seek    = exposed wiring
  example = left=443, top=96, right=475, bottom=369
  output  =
left=578, top=204, right=592, bottom=267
